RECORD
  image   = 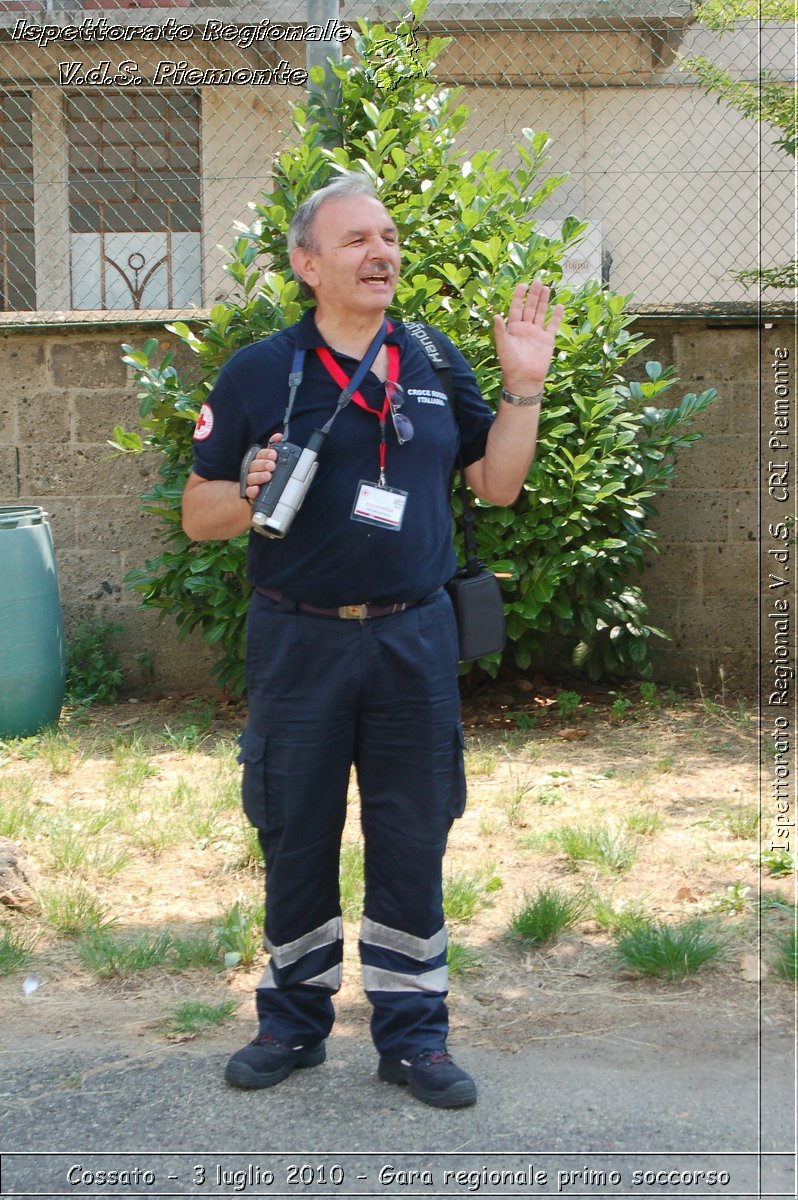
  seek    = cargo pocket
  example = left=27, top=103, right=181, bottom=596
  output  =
left=449, top=722, right=467, bottom=821
left=237, top=726, right=283, bottom=834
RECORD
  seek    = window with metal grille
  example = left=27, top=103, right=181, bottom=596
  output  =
left=67, top=89, right=202, bottom=309
left=0, top=91, right=34, bottom=311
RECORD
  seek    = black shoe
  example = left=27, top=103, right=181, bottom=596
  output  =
left=378, top=1048, right=477, bottom=1108
left=224, top=1033, right=326, bottom=1089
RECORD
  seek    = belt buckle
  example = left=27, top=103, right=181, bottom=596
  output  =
left=339, top=603, right=368, bottom=620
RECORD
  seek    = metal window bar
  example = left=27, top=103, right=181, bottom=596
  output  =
left=93, top=198, right=176, bottom=309
left=65, top=85, right=201, bottom=309
left=0, top=201, right=9, bottom=308
left=0, top=85, right=34, bottom=310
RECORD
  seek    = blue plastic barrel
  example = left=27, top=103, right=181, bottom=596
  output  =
left=0, top=506, right=65, bottom=737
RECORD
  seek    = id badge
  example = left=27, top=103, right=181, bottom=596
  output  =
left=351, top=480, right=408, bottom=531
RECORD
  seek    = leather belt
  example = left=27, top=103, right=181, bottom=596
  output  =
left=255, top=587, right=427, bottom=621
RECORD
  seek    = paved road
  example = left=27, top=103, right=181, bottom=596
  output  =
left=1, top=1016, right=794, bottom=1199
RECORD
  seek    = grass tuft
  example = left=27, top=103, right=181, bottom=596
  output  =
left=719, top=801, right=761, bottom=840
left=128, top=809, right=182, bottom=855
left=47, top=817, right=131, bottom=877
left=106, top=738, right=158, bottom=800
left=78, top=930, right=174, bottom=979
left=591, top=894, right=651, bottom=936
left=772, top=925, right=798, bottom=983
left=625, top=809, right=664, bottom=837
left=162, top=724, right=211, bottom=752
left=613, top=917, right=725, bottom=980
left=163, top=999, right=239, bottom=1036
left=77, top=926, right=230, bottom=977
left=0, top=926, right=37, bottom=975
left=553, top=822, right=638, bottom=873
left=464, top=744, right=498, bottom=777
left=17, top=728, right=82, bottom=775
left=39, top=884, right=117, bottom=936
left=181, top=792, right=228, bottom=847
left=506, top=887, right=588, bottom=947
left=498, top=771, right=536, bottom=826
left=0, top=778, right=37, bottom=840
left=447, top=941, right=483, bottom=978
left=443, top=867, right=502, bottom=924
left=170, top=931, right=226, bottom=971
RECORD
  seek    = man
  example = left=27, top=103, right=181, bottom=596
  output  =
left=182, top=173, right=563, bottom=1109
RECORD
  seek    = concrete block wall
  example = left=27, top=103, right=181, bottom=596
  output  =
left=629, top=320, right=759, bottom=695
left=0, top=324, right=217, bottom=695
left=0, top=317, right=760, bottom=696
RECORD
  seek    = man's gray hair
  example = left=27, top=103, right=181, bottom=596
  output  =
left=287, top=173, right=378, bottom=257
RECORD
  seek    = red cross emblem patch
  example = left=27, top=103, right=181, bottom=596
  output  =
left=193, top=403, right=214, bottom=441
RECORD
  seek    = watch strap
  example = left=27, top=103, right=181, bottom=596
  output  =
left=501, top=387, right=543, bottom=406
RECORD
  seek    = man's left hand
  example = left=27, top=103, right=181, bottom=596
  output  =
left=493, top=281, right=565, bottom=395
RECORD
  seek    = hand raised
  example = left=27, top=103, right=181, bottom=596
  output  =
left=493, top=282, right=564, bottom=395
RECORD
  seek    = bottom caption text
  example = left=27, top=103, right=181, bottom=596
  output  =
left=1, top=1152, right=792, bottom=1197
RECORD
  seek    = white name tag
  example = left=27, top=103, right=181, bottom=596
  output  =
left=351, top=480, right=408, bottom=531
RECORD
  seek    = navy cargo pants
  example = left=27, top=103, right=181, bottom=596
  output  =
left=238, top=587, right=466, bottom=1059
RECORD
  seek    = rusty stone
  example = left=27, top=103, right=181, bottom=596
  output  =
left=0, top=839, right=39, bottom=912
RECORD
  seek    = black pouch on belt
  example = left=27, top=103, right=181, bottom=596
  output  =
left=445, top=561, right=506, bottom=662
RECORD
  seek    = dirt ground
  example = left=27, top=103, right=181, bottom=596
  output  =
left=0, top=684, right=794, bottom=1066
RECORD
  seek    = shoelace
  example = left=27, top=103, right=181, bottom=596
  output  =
left=415, top=1050, right=452, bottom=1067
left=253, top=1032, right=312, bottom=1052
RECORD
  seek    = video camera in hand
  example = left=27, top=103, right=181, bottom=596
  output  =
left=239, top=430, right=327, bottom=539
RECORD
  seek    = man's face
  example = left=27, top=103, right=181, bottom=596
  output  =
left=291, top=194, right=401, bottom=317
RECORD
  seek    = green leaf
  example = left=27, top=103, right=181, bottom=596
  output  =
left=561, top=216, right=587, bottom=242
left=108, top=427, right=144, bottom=455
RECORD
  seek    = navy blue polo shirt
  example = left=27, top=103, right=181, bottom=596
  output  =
left=192, top=308, right=494, bottom=607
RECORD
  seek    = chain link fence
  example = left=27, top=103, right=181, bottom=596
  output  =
left=0, top=1, right=792, bottom=320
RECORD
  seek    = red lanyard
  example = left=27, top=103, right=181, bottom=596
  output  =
left=316, top=336, right=400, bottom=482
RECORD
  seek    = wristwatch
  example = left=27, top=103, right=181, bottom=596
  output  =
left=501, top=387, right=544, bottom=407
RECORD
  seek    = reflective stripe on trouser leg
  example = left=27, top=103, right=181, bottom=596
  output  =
left=360, top=908, right=451, bottom=1057
left=360, top=916, right=449, bottom=1057
left=253, top=853, right=346, bottom=1044
left=258, top=916, right=344, bottom=993
left=256, top=915, right=344, bottom=1035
